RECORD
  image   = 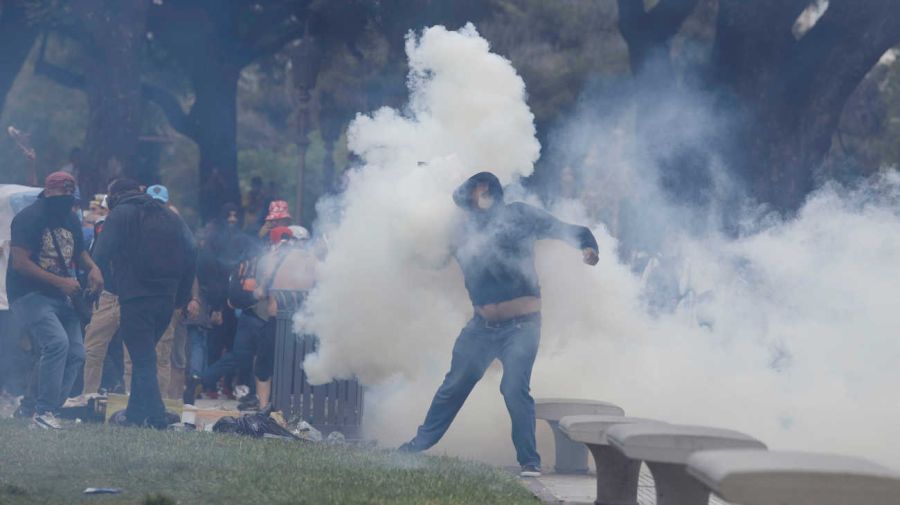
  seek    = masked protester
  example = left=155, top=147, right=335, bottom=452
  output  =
left=399, top=172, right=600, bottom=477
left=92, top=178, right=196, bottom=428
left=7, top=171, right=104, bottom=429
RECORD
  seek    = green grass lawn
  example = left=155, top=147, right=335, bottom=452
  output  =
left=0, top=419, right=537, bottom=505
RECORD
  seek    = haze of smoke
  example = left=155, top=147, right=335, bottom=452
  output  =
left=300, top=24, right=539, bottom=384
left=300, top=24, right=900, bottom=470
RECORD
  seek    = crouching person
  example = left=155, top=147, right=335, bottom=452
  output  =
left=93, top=179, right=196, bottom=428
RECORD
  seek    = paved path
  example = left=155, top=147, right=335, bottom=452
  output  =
left=520, top=466, right=730, bottom=505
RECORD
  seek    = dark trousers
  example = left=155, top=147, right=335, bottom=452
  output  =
left=253, top=319, right=276, bottom=382
left=201, top=311, right=265, bottom=392
left=410, top=314, right=542, bottom=467
left=120, top=296, right=174, bottom=427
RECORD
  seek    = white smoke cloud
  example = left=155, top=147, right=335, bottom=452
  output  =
left=300, top=24, right=539, bottom=384
left=300, top=24, right=900, bottom=471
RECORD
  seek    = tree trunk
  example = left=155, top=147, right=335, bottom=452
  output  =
left=75, top=0, right=151, bottom=198
left=616, top=0, right=900, bottom=212
left=712, top=0, right=900, bottom=211
left=190, top=64, right=242, bottom=222
left=617, top=0, right=711, bottom=204
left=290, top=34, right=322, bottom=224
left=0, top=0, right=38, bottom=115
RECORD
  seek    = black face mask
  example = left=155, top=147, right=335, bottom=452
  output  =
left=44, top=195, right=75, bottom=219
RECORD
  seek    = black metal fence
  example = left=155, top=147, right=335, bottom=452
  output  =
left=271, top=290, right=364, bottom=439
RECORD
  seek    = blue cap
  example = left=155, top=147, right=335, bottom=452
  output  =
left=147, top=184, right=169, bottom=203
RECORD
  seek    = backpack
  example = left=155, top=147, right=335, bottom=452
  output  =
left=133, top=199, right=187, bottom=281
left=227, top=247, right=292, bottom=311
left=227, top=258, right=259, bottom=310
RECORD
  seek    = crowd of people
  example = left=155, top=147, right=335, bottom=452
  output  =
left=0, top=171, right=319, bottom=430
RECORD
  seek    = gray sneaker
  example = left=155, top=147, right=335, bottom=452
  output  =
left=519, top=465, right=541, bottom=477
left=33, top=412, right=62, bottom=430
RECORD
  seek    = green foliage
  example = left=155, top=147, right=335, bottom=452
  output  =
left=482, top=0, right=629, bottom=125
left=2, top=0, right=898, bottom=211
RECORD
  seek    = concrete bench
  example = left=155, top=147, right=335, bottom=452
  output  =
left=687, top=449, right=900, bottom=505
left=535, top=398, right=625, bottom=474
left=607, top=424, right=766, bottom=505
left=560, top=415, right=665, bottom=505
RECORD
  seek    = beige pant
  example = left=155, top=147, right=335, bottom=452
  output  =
left=82, top=291, right=120, bottom=395
left=83, top=291, right=177, bottom=397
left=124, top=311, right=179, bottom=397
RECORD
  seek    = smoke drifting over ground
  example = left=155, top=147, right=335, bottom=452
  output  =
left=300, top=25, right=900, bottom=470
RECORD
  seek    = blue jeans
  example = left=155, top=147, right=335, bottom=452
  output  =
left=201, top=311, right=265, bottom=392
left=410, top=314, right=542, bottom=467
left=187, top=325, right=208, bottom=377
left=11, top=293, right=84, bottom=414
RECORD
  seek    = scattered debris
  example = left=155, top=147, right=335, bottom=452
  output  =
left=83, top=487, right=123, bottom=495
left=166, top=423, right=196, bottom=432
left=291, top=420, right=322, bottom=442
left=233, top=385, right=250, bottom=400
left=212, top=406, right=298, bottom=439
left=326, top=431, right=346, bottom=445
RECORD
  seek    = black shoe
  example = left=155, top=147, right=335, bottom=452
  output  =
left=397, top=441, right=421, bottom=453
left=183, top=375, right=200, bottom=405
left=519, top=465, right=541, bottom=477
left=13, top=403, right=34, bottom=419
left=237, top=394, right=259, bottom=411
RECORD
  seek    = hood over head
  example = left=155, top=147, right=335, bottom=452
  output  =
left=452, top=172, right=503, bottom=210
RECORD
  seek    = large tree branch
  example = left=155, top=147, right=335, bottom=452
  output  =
left=34, top=46, right=194, bottom=139
left=789, top=0, right=900, bottom=146
left=617, top=0, right=701, bottom=74
left=245, top=21, right=306, bottom=62
left=711, top=0, right=814, bottom=97
left=240, top=0, right=311, bottom=51
left=0, top=0, right=39, bottom=111
left=143, top=82, right=193, bottom=137
left=617, top=0, right=701, bottom=46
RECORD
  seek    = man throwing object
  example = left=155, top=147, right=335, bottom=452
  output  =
left=400, top=172, right=599, bottom=477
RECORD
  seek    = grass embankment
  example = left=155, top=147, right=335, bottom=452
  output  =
left=0, top=419, right=536, bottom=505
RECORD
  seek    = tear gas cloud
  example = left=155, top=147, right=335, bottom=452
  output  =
left=299, top=24, right=900, bottom=470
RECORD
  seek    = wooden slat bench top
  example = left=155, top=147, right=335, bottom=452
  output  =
left=607, top=424, right=767, bottom=464
left=687, top=450, right=900, bottom=505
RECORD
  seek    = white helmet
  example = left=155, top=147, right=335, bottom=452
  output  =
left=288, top=225, right=310, bottom=241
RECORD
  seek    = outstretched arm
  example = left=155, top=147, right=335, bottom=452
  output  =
left=516, top=203, right=599, bottom=265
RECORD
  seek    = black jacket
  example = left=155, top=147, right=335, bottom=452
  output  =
left=92, top=193, right=197, bottom=305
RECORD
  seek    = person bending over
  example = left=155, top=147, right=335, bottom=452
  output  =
left=399, top=172, right=599, bottom=477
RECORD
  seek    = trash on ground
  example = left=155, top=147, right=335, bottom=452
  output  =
left=326, top=431, right=346, bottom=445
left=211, top=405, right=298, bottom=439
left=83, top=487, right=123, bottom=494
left=291, top=420, right=322, bottom=442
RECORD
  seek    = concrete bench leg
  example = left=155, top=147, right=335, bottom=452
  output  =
left=648, top=462, right=710, bottom=505
left=588, top=444, right=641, bottom=505
left=549, top=420, right=590, bottom=474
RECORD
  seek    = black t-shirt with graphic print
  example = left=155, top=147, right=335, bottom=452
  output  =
left=6, top=197, right=85, bottom=304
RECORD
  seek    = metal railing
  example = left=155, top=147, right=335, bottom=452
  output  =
left=270, top=290, right=363, bottom=439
